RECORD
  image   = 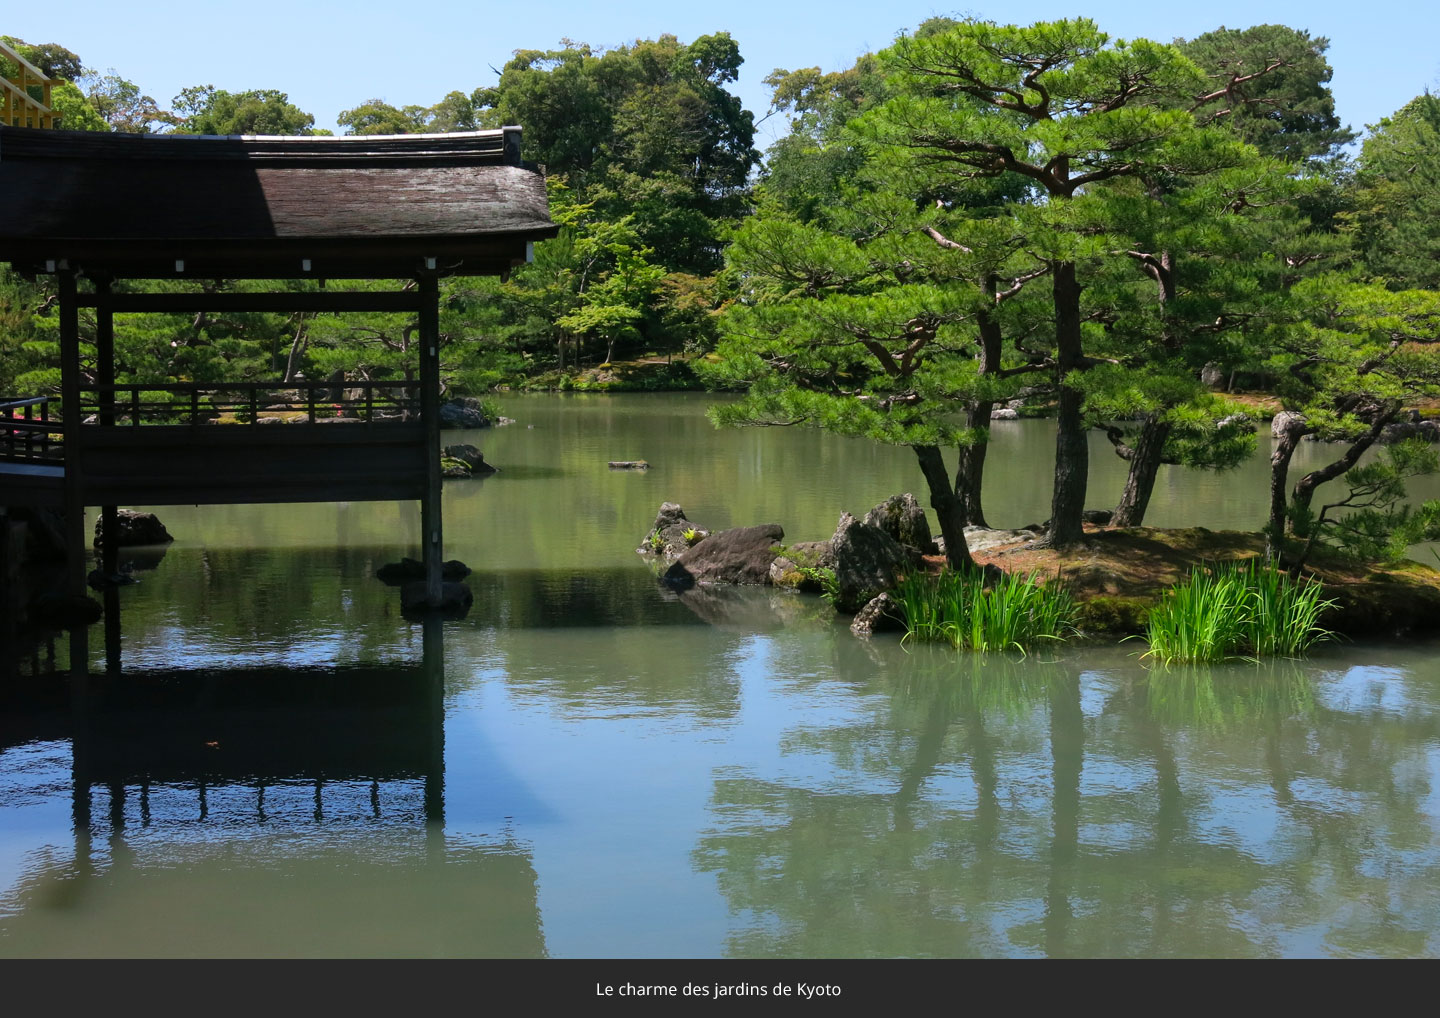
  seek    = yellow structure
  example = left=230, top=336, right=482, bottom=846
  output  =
left=0, top=39, right=56, bottom=128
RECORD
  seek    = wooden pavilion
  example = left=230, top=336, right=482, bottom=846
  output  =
left=0, top=124, right=557, bottom=608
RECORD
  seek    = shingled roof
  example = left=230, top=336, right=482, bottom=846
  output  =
left=0, top=125, right=558, bottom=278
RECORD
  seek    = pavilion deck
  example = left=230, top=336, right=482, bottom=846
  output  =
left=3, top=382, right=431, bottom=508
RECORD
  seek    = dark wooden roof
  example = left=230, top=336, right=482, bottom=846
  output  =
left=0, top=126, right=558, bottom=278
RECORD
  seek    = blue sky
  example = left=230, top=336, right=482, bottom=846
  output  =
left=10, top=1, right=1438, bottom=149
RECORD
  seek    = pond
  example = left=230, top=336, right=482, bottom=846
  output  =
left=2, top=393, right=1439, bottom=957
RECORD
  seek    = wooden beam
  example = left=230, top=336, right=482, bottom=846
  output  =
left=73, top=291, right=424, bottom=313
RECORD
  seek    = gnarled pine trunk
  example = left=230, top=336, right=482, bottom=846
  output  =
left=1111, top=419, right=1172, bottom=528
left=956, top=304, right=1004, bottom=528
left=914, top=444, right=976, bottom=571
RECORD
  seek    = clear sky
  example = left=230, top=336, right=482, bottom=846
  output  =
left=8, top=1, right=1438, bottom=149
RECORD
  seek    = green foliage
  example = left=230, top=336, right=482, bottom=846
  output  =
left=1, top=36, right=83, bottom=80
left=1290, top=439, right=1440, bottom=567
left=172, top=86, right=318, bottom=135
left=476, top=33, right=759, bottom=273
left=894, top=570, right=1076, bottom=653
left=1180, top=25, right=1354, bottom=165
left=1344, top=93, right=1440, bottom=290
left=1141, top=561, right=1335, bottom=664
left=80, top=71, right=174, bottom=133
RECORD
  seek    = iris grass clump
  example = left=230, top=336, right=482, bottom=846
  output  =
left=894, top=569, right=1076, bottom=653
left=1142, top=560, right=1335, bottom=665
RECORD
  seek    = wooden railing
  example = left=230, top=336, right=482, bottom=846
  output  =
left=0, top=41, right=57, bottom=129
left=0, top=397, right=62, bottom=463
left=79, top=381, right=422, bottom=427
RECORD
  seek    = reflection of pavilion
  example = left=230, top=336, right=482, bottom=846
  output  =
left=0, top=620, right=547, bottom=957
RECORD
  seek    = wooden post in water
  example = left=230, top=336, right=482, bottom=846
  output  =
left=57, top=270, right=86, bottom=599
left=418, top=272, right=443, bottom=607
left=95, top=278, right=119, bottom=582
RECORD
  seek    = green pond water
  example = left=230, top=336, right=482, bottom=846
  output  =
left=2, top=392, right=1439, bottom=957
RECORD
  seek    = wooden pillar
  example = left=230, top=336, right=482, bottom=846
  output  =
left=418, top=273, right=443, bottom=606
left=58, top=270, right=87, bottom=599
left=96, top=278, right=119, bottom=581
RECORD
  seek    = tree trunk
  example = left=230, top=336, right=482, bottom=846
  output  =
left=283, top=313, right=308, bottom=383
left=914, top=444, right=976, bottom=571
left=1291, top=412, right=1395, bottom=522
left=1111, top=419, right=1172, bottom=527
left=957, top=303, right=1004, bottom=528
left=1267, top=428, right=1302, bottom=561
left=1041, top=262, right=1088, bottom=549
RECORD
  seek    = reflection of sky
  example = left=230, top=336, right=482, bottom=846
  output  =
left=1317, top=665, right=1414, bottom=716
left=0, top=741, right=74, bottom=914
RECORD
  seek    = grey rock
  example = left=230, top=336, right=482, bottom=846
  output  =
left=1217, top=413, right=1253, bottom=430
left=1200, top=362, right=1227, bottom=388
left=443, top=443, right=497, bottom=474
left=850, top=592, right=906, bottom=637
left=438, top=398, right=492, bottom=429
left=863, top=493, right=937, bottom=554
left=990, top=407, right=1020, bottom=420
left=93, top=510, right=172, bottom=548
left=662, top=524, right=785, bottom=589
left=785, top=540, right=835, bottom=568
left=639, top=502, right=709, bottom=560
left=829, top=512, right=916, bottom=613
left=1272, top=410, right=1308, bottom=439
left=1380, top=419, right=1440, bottom=444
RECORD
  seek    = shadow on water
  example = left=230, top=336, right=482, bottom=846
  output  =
left=0, top=618, right=547, bottom=958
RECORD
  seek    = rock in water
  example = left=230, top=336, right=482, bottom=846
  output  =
left=851, top=592, right=906, bottom=636
left=863, top=493, right=936, bottom=554
left=639, top=502, right=708, bottom=560
left=443, top=444, right=498, bottom=474
left=829, top=512, right=916, bottom=613
left=93, top=510, right=172, bottom=548
left=662, top=524, right=784, bottom=589
left=438, top=398, right=491, bottom=429
left=399, top=581, right=473, bottom=617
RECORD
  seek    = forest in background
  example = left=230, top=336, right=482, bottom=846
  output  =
left=5, top=17, right=1440, bottom=563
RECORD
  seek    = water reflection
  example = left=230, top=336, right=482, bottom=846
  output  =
left=693, top=647, right=1440, bottom=957
left=0, top=621, right=547, bottom=958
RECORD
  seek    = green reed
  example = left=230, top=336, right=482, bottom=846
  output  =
left=894, top=570, right=1076, bottom=653
left=1142, top=560, right=1335, bottom=665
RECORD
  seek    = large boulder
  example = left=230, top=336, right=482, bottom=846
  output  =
left=661, top=524, right=784, bottom=590
left=93, top=510, right=172, bottom=548
left=829, top=512, right=916, bottom=613
left=438, top=398, right=492, bottom=429
left=863, top=493, right=937, bottom=555
left=1380, top=419, right=1440, bottom=444
left=639, top=502, right=709, bottom=561
left=443, top=443, right=498, bottom=474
